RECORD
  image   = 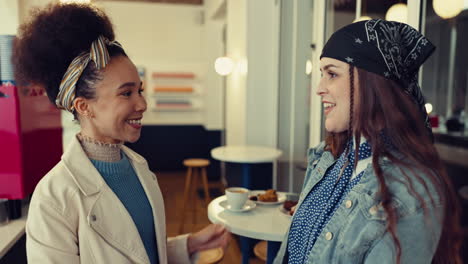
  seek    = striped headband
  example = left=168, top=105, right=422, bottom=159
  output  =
left=55, top=35, right=123, bottom=112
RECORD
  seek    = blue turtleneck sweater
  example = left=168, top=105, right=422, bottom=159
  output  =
left=91, top=153, right=159, bottom=264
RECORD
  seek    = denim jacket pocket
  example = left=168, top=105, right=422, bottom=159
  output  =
left=359, top=195, right=387, bottom=221
left=334, top=193, right=390, bottom=263
left=358, top=192, right=406, bottom=221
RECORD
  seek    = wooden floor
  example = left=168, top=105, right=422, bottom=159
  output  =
left=157, top=170, right=265, bottom=264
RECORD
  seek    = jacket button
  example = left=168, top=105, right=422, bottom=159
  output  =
left=325, top=232, right=333, bottom=241
left=91, top=214, right=97, bottom=221
left=369, top=205, right=378, bottom=215
left=345, top=200, right=353, bottom=209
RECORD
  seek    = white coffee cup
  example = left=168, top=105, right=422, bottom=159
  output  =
left=225, top=187, right=249, bottom=210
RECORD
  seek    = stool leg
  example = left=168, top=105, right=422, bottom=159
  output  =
left=179, top=167, right=193, bottom=234
left=201, top=167, right=210, bottom=207
left=192, top=168, right=199, bottom=225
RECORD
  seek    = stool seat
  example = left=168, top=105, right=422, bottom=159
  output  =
left=197, top=247, right=224, bottom=264
left=183, top=158, right=210, bottom=167
left=254, top=241, right=267, bottom=261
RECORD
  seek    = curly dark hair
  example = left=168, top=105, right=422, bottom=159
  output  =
left=13, top=3, right=126, bottom=117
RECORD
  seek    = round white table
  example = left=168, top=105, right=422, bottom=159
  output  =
left=211, top=145, right=282, bottom=189
left=208, top=195, right=291, bottom=264
left=211, top=145, right=283, bottom=164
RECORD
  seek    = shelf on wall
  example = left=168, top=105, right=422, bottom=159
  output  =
left=148, top=71, right=203, bottom=114
left=152, top=107, right=201, bottom=112
left=152, top=86, right=195, bottom=93
left=151, top=72, right=196, bottom=79
left=155, top=101, right=191, bottom=106
left=149, top=92, right=202, bottom=98
left=140, top=69, right=204, bottom=125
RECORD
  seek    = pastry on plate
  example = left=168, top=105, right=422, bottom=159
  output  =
left=258, top=189, right=278, bottom=202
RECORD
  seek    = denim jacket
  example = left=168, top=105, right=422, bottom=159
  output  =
left=274, top=142, right=443, bottom=264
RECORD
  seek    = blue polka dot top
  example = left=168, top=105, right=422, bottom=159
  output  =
left=287, top=139, right=372, bottom=263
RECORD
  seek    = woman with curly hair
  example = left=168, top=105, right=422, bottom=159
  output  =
left=13, top=3, right=229, bottom=264
left=273, top=20, right=462, bottom=264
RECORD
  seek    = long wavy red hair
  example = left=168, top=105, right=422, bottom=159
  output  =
left=325, top=66, right=462, bottom=264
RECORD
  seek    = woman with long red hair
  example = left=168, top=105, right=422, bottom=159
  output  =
left=274, top=19, right=461, bottom=264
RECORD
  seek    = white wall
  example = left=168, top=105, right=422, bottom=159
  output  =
left=202, top=0, right=224, bottom=131
left=18, top=0, right=57, bottom=24
left=245, top=0, right=279, bottom=147
left=226, top=0, right=247, bottom=145
left=97, top=1, right=207, bottom=126
left=0, top=0, right=20, bottom=34
left=97, top=1, right=203, bottom=65
left=225, top=0, right=280, bottom=147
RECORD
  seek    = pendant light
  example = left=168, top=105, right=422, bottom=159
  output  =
left=385, top=3, right=408, bottom=23
left=433, top=0, right=463, bottom=19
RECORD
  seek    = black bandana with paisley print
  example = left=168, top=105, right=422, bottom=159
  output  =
left=321, top=19, right=435, bottom=139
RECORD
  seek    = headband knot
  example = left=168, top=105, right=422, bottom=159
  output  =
left=55, top=35, right=123, bottom=112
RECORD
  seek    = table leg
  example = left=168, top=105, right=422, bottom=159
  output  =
left=240, top=236, right=256, bottom=264
left=273, top=160, right=277, bottom=190
left=242, top=163, right=251, bottom=189
left=266, top=241, right=281, bottom=264
left=240, top=163, right=254, bottom=263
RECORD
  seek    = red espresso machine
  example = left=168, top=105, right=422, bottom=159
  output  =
left=0, top=35, right=62, bottom=218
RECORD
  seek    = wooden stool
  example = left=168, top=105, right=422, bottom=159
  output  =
left=179, top=158, right=211, bottom=234
left=197, top=247, right=224, bottom=264
left=254, top=241, right=267, bottom=262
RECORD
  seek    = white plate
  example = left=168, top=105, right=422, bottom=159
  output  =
left=220, top=199, right=257, bottom=212
left=249, top=190, right=287, bottom=205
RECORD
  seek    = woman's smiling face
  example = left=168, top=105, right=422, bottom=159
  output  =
left=317, top=57, right=358, bottom=133
left=76, top=55, right=147, bottom=143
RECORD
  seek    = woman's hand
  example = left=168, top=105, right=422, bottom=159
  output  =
left=187, top=223, right=231, bottom=255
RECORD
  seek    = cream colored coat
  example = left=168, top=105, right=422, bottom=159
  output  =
left=26, top=136, right=191, bottom=264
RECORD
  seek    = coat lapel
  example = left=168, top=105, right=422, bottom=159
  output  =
left=62, top=137, right=150, bottom=263
left=122, top=146, right=168, bottom=264
left=88, top=187, right=150, bottom=264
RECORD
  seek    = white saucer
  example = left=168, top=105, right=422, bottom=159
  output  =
left=220, top=199, right=256, bottom=212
